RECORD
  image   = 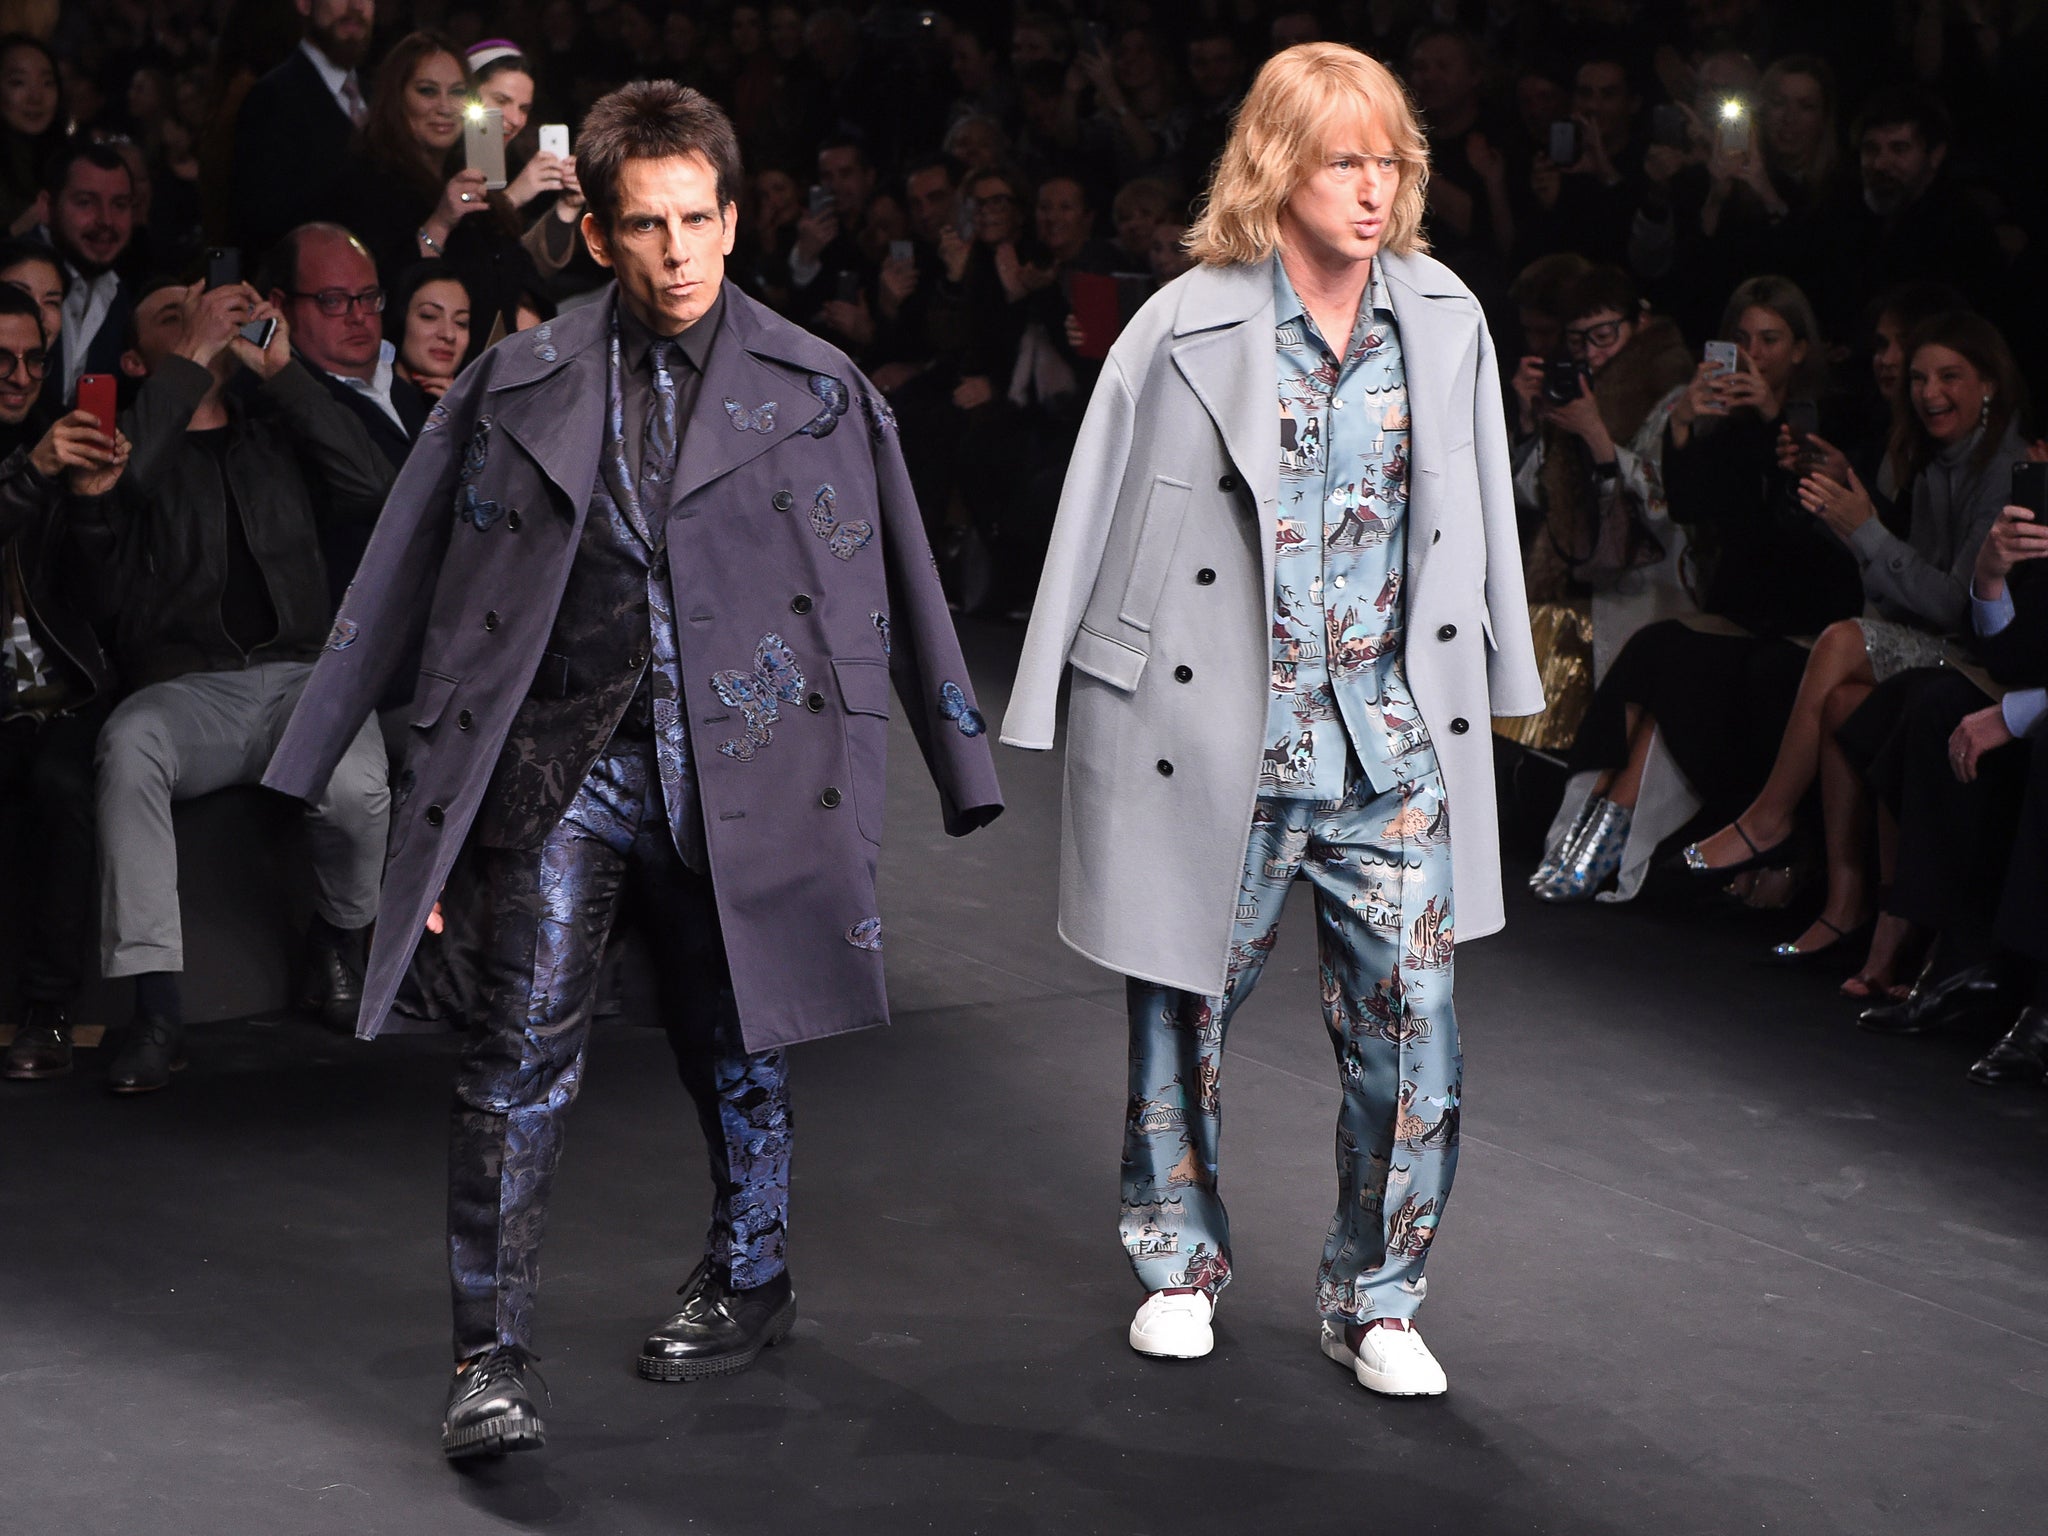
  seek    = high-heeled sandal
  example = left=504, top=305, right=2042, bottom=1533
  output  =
left=1769, top=912, right=1873, bottom=965
left=1681, top=819, right=1796, bottom=879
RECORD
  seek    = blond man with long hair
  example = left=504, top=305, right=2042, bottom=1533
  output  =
left=1006, top=44, right=1540, bottom=1396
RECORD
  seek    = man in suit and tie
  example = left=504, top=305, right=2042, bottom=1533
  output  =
left=231, top=0, right=375, bottom=261
left=42, top=143, right=136, bottom=408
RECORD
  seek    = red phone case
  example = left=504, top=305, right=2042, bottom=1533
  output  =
left=1067, top=271, right=1120, bottom=362
left=76, top=373, right=117, bottom=428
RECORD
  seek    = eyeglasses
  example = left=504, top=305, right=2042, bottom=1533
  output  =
left=289, top=286, right=387, bottom=317
left=1563, top=318, right=1626, bottom=354
left=0, top=347, right=48, bottom=380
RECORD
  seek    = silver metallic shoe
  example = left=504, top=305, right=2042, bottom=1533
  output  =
left=1537, top=798, right=1632, bottom=903
left=1530, top=794, right=1600, bottom=896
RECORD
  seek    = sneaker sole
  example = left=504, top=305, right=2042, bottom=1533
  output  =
left=637, top=1298, right=796, bottom=1382
left=442, top=1407, right=546, bottom=1459
left=1319, top=1326, right=1446, bottom=1397
left=1129, top=1317, right=1215, bottom=1359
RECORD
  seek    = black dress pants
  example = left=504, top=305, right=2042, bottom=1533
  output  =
left=0, top=701, right=106, bottom=1006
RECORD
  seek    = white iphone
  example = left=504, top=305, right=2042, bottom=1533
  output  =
left=538, top=123, right=570, bottom=160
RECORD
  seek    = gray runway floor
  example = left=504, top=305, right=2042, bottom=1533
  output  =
left=5, top=622, right=2048, bottom=1535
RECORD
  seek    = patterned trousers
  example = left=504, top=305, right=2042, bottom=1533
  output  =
left=1120, top=767, right=1460, bottom=1325
left=447, top=729, right=791, bottom=1362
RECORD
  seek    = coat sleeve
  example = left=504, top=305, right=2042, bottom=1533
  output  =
left=1473, top=319, right=1547, bottom=717
left=262, top=366, right=477, bottom=803
left=864, top=378, right=1004, bottom=835
left=1000, top=352, right=1137, bottom=750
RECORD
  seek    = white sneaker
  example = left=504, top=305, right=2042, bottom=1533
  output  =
left=1319, top=1318, right=1447, bottom=1396
left=1129, top=1290, right=1215, bottom=1358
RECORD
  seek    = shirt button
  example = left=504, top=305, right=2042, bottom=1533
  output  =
left=482, top=610, right=499, bottom=631
left=791, top=593, right=813, bottom=614
left=1195, top=568, right=1216, bottom=585
left=805, top=691, right=825, bottom=712
left=1438, top=624, right=1457, bottom=641
left=1450, top=718, right=1470, bottom=734
left=1174, top=665, right=1193, bottom=683
left=820, top=787, right=842, bottom=807
left=1156, top=759, right=1174, bottom=776
left=425, top=804, right=445, bottom=826
left=1332, top=397, right=1344, bottom=409
left=506, top=510, right=522, bottom=531
left=1218, top=473, right=1239, bottom=492
left=772, top=489, right=794, bottom=511
left=456, top=709, right=473, bottom=730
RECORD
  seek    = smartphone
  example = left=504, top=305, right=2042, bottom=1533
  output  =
left=205, top=246, right=240, bottom=290
left=238, top=315, right=277, bottom=351
left=1651, top=103, right=1688, bottom=150
left=1703, top=340, right=1739, bottom=376
left=1547, top=119, right=1580, bottom=165
left=537, top=123, right=570, bottom=160
left=463, top=106, right=507, bottom=191
left=888, top=238, right=914, bottom=265
left=2012, top=461, right=2048, bottom=517
left=834, top=270, right=862, bottom=304
left=955, top=197, right=976, bottom=241
left=1715, top=96, right=1750, bottom=155
left=808, top=184, right=836, bottom=218
left=76, top=371, right=116, bottom=427
left=1784, top=399, right=1819, bottom=441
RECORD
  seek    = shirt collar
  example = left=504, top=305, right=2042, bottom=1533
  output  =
left=1271, top=255, right=1394, bottom=352
left=618, top=284, right=725, bottom=377
left=299, top=39, right=354, bottom=96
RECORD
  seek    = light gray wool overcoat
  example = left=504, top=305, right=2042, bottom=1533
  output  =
left=1002, top=250, right=1544, bottom=997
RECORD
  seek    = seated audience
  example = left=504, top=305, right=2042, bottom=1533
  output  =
left=387, top=259, right=470, bottom=401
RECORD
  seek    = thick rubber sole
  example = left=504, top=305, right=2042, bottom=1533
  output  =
left=637, top=1297, right=796, bottom=1382
left=1318, top=1323, right=1446, bottom=1397
left=1129, top=1300, right=1215, bottom=1359
left=442, top=1406, right=546, bottom=1459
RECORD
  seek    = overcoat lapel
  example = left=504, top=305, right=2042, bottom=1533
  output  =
left=672, top=294, right=798, bottom=505
left=1169, top=261, right=1279, bottom=606
left=1379, top=249, right=1477, bottom=588
left=489, top=299, right=611, bottom=520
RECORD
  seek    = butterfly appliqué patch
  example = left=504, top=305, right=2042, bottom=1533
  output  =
left=847, top=918, right=883, bottom=951
left=423, top=400, right=450, bottom=433
left=325, top=614, right=359, bottom=651
left=938, top=680, right=985, bottom=737
left=531, top=322, right=558, bottom=363
left=711, top=634, right=807, bottom=761
left=456, top=416, right=503, bottom=529
left=724, top=397, right=778, bottom=433
left=861, top=390, right=898, bottom=443
left=809, top=484, right=872, bottom=560
left=870, top=611, right=891, bottom=657
left=795, top=372, right=850, bottom=438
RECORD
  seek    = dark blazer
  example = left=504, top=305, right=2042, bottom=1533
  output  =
left=265, top=284, right=1004, bottom=1051
left=231, top=48, right=356, bottom=258
left=47, top=276, right=131, bottom=408
left=307, top=361, right=429, bottom=602
left=1979, top=559, right=2048, bottom=689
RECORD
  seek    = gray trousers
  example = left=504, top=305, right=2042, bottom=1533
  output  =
left=96, top=660, right=389, bottom=978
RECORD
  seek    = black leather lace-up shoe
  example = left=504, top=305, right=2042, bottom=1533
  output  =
left=1857, top=960, right=2001, bottom=1036
left=298, top=938, right=365, bottom=1035
left=106, top=1017, right=185, bottom=1094
left=442, top=1347, right=546, bottom=1459
left=1968, top=1008, right=2048, bottom=1086
left=4, top=1002, right=73, bottom=1079
left=638, top=1262, right=796, bottom=1381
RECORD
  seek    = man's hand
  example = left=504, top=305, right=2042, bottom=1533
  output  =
left=426, top=900, right=444, bottom=935
left=229, top=301, right=291, bottom=380
left=173, top=281, right=255, bottom=369
left=1950, top=704, right=2014, bottom=783
left=953, top=375, right=995, bottom=410
left=937, top=226, right=971, bottom=283
left=1544, top=373, right=1614, bottom=460
left=794, top=206, right=839, bottom=263
left=30, top=408, right=127, bottom=491
left=869, top=360, right=923, bottom=393
left=817, top=295, right=874, bottom=346
left=1973, top=505, right=2048, bottom=596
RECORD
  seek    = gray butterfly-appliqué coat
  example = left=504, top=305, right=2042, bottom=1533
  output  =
left=1003, top=251, right=1543, bottom=997
left=265, top=284, right=1003, bottom=1049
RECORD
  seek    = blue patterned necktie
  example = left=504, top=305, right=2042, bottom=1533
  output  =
left=644, top=338, right=680, bottom=490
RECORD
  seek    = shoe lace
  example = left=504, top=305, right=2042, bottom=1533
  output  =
left=468, top=1345, right=551, bottom=1406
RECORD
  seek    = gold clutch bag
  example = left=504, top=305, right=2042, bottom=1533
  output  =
left=1492, top=598, right=1594, bottom=752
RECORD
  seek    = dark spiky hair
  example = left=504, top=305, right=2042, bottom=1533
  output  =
left=577, top=80, right=742, bottom=233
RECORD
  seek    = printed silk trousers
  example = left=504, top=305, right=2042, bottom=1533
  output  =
left=447, top=729, right=791, bottom=1362
left=1121, top=766, right=1461, bottom=1325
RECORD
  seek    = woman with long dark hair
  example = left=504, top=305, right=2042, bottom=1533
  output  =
left=0, top=35, right=60, bottom=234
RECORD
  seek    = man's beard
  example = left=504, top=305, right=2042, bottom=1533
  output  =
left=61, top=230, right=118, bottom=276
left=310, top=20, right=370, bottom=71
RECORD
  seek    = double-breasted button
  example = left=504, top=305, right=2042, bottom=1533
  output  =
left=805, top=691, right=825, bottom=713
left=456, top=709, right=473, bottom=730
left=1449, top=718, right=1470, bottom=734
left=1438, top=624, right=1457, bottom=641
left=820, top=787, right=842, bottom=808
left=1195, top=568, right=1216, bottom=585
left=791, top=593, right=813, bottom=615
left=1174, top=665, right=1193, bottom=683
left=482, top=610, right=499, bottom=631
left=1432, top=529, right=1442, bottom=544
left=629, top=649, right=647, bottom=669
left=1156, top=759, right=1174, bottom=776
left=425, top=804, right=445, bottom=827
left=506, top=510, right=522, bottom=531
left=772, top=489, right=794, bottom=512
left=1218, top=473, right=1239, bottom=492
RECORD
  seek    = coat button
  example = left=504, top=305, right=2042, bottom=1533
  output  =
left=772, top=489, right=794, bottom=511
left=820, top=787, right=842, bottom=807
left=483, top=610, right=499, bottom=631
left=1195, top=568, right=1215, bottom=585
left=425, top=804, right=445, bottom=826
left=791, top=593, right=813, bottom=614
left=1450, top=717, right=1470, bottom=734
left=629, top=650, right=647, bottom=669
left=1174, top=665, right=1193, bottom=682
left=1438, top=624, right=1457, bottom=641
left=805, top=691, right=825, bottom=712
left=1432, top=530, right=1442, bottom=544
left=1156, top=759, right=1174, bottom=776
left=1218, top=473, right=1238, bottom=492
left=456, top=709, right=473, bottom=730
left=506, top=510, right=522, bottom=531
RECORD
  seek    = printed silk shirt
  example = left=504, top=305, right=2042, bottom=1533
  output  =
left=1262, top=258, right=1435, bottom=801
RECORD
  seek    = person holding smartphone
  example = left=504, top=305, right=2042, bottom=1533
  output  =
left=465, top=42, right=589, bottom=285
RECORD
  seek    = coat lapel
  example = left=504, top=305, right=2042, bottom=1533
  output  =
left=671, top=289, right=801, bottom=506
left=1169, top=261, right=1279, bottom=603
left=489, top=295, right=611, bottom=517
left=1379, top=250, right=1477, bottom=581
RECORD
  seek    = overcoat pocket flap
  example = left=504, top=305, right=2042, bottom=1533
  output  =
left=832, top=655, right=892, bottom=717
left=1068, top=625, right=1147, bottom=692
left=409, top=669, right=460, bottom=729
left=1117, top=475, right=1194, bottom=631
